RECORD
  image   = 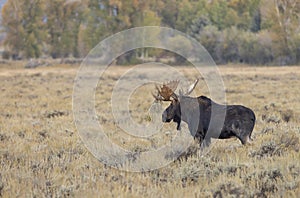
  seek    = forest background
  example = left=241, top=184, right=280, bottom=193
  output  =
left=1, top=0, right=300, bottom=65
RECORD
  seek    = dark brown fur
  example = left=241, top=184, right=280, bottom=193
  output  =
left=162, top=95, right=256, bottom=146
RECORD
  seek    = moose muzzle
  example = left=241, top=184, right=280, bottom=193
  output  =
left=162, top=110, right=171, bottom=122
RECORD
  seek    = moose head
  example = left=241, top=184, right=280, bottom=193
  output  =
left=153, top=79, right=199, bottom=130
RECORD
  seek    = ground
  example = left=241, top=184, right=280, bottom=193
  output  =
left=0, top=62, right=299, bottom=197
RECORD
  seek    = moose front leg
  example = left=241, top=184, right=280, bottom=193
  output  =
left=194, top=132, right=203, bottom=144
left=194, top=131, right=211, bottom=148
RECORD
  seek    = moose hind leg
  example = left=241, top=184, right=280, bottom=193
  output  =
left=237, top=134, right=252, bottom=145
left=231, top=122, right=252, bottom=145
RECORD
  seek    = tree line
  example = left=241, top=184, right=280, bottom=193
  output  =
left=2, top=0, right=300, bottom=65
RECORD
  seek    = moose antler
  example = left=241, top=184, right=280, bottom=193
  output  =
left=153, top=80, right=179, bottom=101
left=185, top=79, right=199, bottom=95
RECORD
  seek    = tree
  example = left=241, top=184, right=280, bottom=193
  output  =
left=0, top=0, right=299, bottom=65
left=77, top=0, right=111, bottom=57
left=189, top=15, right=211, bottom=37
left=2, top=0, right=45, bottom=59
left=175, top=0, right=198, bottom=32
left=45, top=0, right=85, bottom=59
left=227, top=0, right=261, bottom=31
left=197, top=25, right=223, bottom=64
left=207, top=0, right=231, bottom=30
left=261, top=0, right=300, bottom=64
left=160, top=0, right=178, bottom=28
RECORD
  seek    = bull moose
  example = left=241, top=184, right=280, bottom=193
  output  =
left=153, top=80, right=256, bottom=146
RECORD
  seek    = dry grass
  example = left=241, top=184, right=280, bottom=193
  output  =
left=0, top=62, right=299, bottom=197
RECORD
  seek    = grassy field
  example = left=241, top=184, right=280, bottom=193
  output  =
left=0, top=62, right=299, bottom=197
